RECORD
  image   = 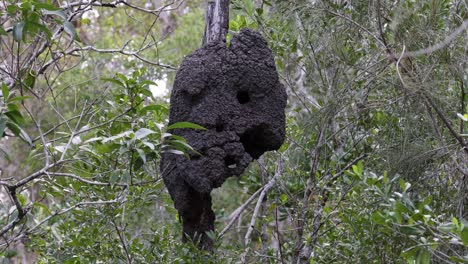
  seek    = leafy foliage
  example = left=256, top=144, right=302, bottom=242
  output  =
left=0, top=0, right=467, bottom=263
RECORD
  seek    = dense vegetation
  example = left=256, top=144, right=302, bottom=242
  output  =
left=0, top=0, right=467, bottom=263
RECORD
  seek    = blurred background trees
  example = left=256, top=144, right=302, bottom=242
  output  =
left=0, top=0, right=467, bottom=263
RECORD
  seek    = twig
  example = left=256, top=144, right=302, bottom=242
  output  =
left=0, top=198, right=124, bottom=247
left=47, top=172, right=128, bottom=187
left=258, top=158, right=269, bottom=263
left=47, top=108, right=132, bottom=143
left=321, top=9, right=384, bottom=47
left=376, top=0, right=468, bottom=155
left=40, top=45, right=176, bottom=74
left=292, top=123, right=327, bottom=264
left=31, top=109, right=99, bottom=142
left=240, top=157, right=284, bottom=263
left=274, top=206, right=285, bottom=264
left=388, top=19, right=468, bottom=59
left=112, top=217, right=132, bottom=264
left=218, top=185, right=265, bottom=238
left=64, top=0, right=182, bottom=14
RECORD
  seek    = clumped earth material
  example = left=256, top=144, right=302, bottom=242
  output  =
left=161, top=28, right=286, bottom=249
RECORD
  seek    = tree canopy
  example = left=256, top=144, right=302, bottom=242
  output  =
left=0, top=0, right=467, bottom=263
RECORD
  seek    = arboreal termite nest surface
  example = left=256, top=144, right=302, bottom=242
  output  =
left=161, top=28, right=286, bottom=249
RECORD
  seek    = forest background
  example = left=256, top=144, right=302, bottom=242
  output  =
left=0, top=0, right=467, bottom=263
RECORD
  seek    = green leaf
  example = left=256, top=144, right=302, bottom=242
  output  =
left=8, top=96, right=32, bottom=103
left=81, top=18, right=91, bottom=25
left=256, top=8, right=263, bottom=16
left=243, top=0, right=254, bottom=15
left=449, top=256, right=468, bottom=263
left=24, top=71, right=37, bottom=89
left=0, top=117, right=6, bottom=136
left=438, top=222, right=455, bottom=232
left=34, top=2, right=60, bottom=11
left=5, top=110, right=24, bottom=125
left=29, top=22, right=52, bottom=40
left=415, top=249, right=431, bottom=264
left=134, top=128, right=156, bottom=140
left=456, top=113, right=468, bottom=122
left=17, top=193, right=26, bottom=206
left=6, top=5, right=18, bottom=16
left=351, top=161, right=364, bottom=177
left=399, top=179, right=411, bottom=192
left=63, top=21, right=76, bottom=39
left=2, top=82, right=10, bottom=99
left=371, top=211, right=387, bottom=225
left=139, top=80, right=157, bottom=87
left=166, top=139, right=194, bottom=151
left=13, top=22, right=25, bottom=41
left=229, top=20, right=239, bottom=31
left=109, top=172, right=119, bottom=186
left=115, top=73, right=128, bottom=83
left=167, top=122, right=207, bottom=131
left=102, top=131, right=132, bottom=143
left=165, top=134, right=186, bottom=141
left=102, top=77, right=125, bottom=88
left=280, top=194, right=288, bottom=203
left=0, top=26, right=6, bottom=36
left=0, top=147, right=11, bottom=161
left=461, top=228, right=468, bottom=246
left=141, top=105, right=168, bottom=115
left=7, top=102, right=20, bottom=112
left=121, top=171, right=131, bottom=184
left=136, top=148, right=146, bottom=163
left=143, top=142, right=155, bottom=150
left=20, top=128, right=33, bottom=146
left=162, top=149, right=185, bottom=155
left=33, top=202, right=51, bottom=215
left=399, top=225, right=425, bottom=235
left=6, top=121, right=21, bottom=136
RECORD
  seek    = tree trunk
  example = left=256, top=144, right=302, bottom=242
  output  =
left=203, top=0, right=229, bottom=45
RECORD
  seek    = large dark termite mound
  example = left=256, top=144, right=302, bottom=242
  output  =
left=160, top=28, right=286, bottom=250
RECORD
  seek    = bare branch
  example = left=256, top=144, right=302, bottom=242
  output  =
left=389, top=19, right=468, bottom=59
left=219, top=184, right=265, bottom=238
left=63, top=0, right=183, bottom=14
left=40, top=44, right=176, bottom=74
left=241, top=157, right=283, bottom=263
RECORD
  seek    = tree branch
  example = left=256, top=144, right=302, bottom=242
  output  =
left=240, top=157, right=283, bottom=263
left=388, top=19, right=468, bottom=59
left=203, top=0, right=229, bottom=45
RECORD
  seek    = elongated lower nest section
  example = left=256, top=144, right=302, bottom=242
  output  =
left=160, top=29, right=286, bottom=250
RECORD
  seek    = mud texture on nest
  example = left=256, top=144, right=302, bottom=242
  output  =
left=161, top=28, right=286, bottom=250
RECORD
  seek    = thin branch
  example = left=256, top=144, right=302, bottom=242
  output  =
left=389, top=19, right=468, bottom=59
left=241, top=157, right=283, bottom=263
left=47, top=172, right=126, bottom=187
left=64, top=0, right=182, bottom=14
left=0, top=198, right=124, bottom=247
left=321, top=9, right=384, bottom=47
left=292, top=122, right=327, bottom=264
left=218, top=184, right=265, bottom=238
left=31, top=109, right=99, bottom=142
left=112, top=218, right=132, bottom=264
left=40, top=44, right=176, bottom=74
left=47, top=108, right=132, bottom=143
left=376, top=0, right=468, bottom=155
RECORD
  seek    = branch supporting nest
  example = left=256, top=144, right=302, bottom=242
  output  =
left=202, top=0, right=229, bottom=45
